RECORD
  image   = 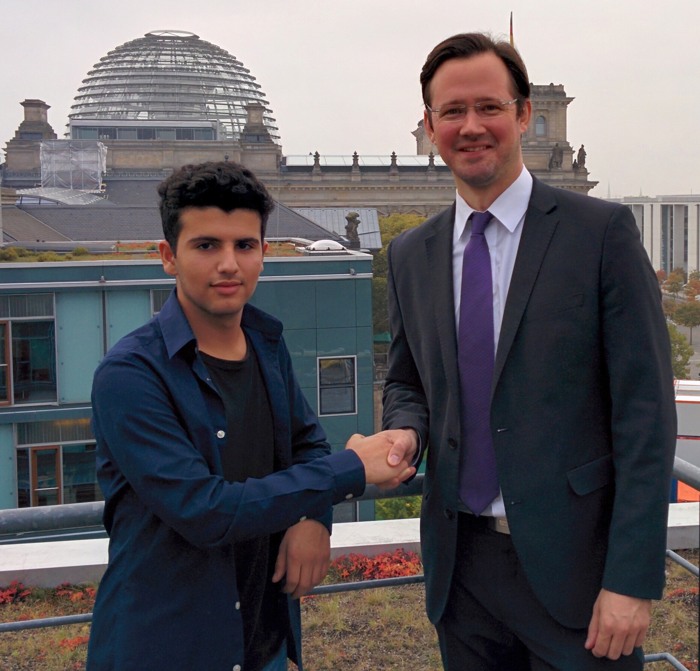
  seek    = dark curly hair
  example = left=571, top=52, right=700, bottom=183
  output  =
left=158, top=161, right=274, bottom=250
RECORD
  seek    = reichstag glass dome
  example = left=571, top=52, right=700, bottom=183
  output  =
left=68, top=30, right=279, bottom=143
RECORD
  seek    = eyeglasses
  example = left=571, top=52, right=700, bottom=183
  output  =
left=426, top=98, right=519, bottom=123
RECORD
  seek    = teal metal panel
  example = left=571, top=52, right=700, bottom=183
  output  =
left=252, top=281, right=316, bottom=329
left=356, top=326, right=373, bottom=384
left=56, top=292, right=103, bottom=404
left=0, top=424, right=16, bottom=509
left=356, top=384, right=375, bottom=436
left=355, top=279, right=373, bottom=327
left=320, top=413, right=359, bottom=452
left=316, top=281, right=356, bottom=328
left=280, top=329, right=317, bottom=391
left=106, top=290, right=152, bottom=349
left=316, top=327, right=356, bottom=357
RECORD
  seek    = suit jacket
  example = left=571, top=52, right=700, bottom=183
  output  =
left=87, top=292, right=365, bottom=671
left=383, top=177, right=676, bottom=629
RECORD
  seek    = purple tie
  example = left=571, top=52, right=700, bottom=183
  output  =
left=458, top=210, right=498, bottom=514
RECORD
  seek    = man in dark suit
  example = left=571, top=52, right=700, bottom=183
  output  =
left=381, top=33, right=676, bottom=670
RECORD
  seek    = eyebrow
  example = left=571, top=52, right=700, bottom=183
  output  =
left=188, top=235, right=261, bottom=246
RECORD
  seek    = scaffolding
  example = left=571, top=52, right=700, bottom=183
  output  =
left=40, top=140, right=107, bottom=191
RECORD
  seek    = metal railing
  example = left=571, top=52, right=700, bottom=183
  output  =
left=1, top=459, right=698, bottom=670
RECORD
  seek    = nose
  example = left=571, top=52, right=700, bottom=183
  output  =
left=217, top=245, right=239, bottom=273
left=457, top=109, right=486, bottom=136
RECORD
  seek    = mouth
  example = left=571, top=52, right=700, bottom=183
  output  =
left=212, top=281, right=243, bottom=294
left=459, top=145, right=491, bottom=153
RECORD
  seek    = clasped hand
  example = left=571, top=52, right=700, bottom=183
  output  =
left=346, top=429, right=418, bottom=489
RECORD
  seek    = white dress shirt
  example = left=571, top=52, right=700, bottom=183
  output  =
left=452, top=167, right=533, bottom=516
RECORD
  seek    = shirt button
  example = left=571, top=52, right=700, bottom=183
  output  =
left=217, top=430, right=226, bottom=439
left=235, top=601, right=240, bottom=610
left=345, top=493, right=354, bottom=500
left=233, top=665, right=241, bottom=671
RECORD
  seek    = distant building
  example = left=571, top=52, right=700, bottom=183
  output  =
left=2, top=30, right=597, bottom=224
left=608, top=195, right=700, bottom=274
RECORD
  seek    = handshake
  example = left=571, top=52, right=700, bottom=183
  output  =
left=345, top=429, right=418, bottom=490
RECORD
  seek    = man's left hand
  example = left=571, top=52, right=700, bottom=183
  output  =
left=584, top=588, right=651, bottom=660
left=272, top=519, right=331, bottom=599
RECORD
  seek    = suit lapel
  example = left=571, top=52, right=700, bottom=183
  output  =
left=424, top=205, right=462, bottom=393
left=493, top=180, right=559, bottom=390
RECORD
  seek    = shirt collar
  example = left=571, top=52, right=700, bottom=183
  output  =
left=454, top=167, right=533, bottom=239
left=156, top=289, right=284, bottom=360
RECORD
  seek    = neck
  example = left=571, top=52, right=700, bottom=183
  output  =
left=197, top=324, right=247, bottom=361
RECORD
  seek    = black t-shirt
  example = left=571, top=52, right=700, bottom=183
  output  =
left=201, top=344, right=287, bottom=670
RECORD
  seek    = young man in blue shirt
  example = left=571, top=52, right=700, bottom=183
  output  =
left=87, top=161, right=413, bottom=671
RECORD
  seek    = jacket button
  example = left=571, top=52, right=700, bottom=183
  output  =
left=217, top=430, right=226, bottom=439
left=447, top=438, right=457, bottom=450
left=299, top=516, right=307, bottom=522
left=345, top=493, right=354, bottom=500
left=233, top=665, right=241, bottom=671
left=444, top=508, right=455, bottom=520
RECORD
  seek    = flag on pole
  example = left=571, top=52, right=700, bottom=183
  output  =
left=510, top=12, right=514, bottom=46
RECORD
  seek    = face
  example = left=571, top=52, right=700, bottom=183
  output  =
left=159, top=207, right=268, bottom=333
left=424, top=52, right=531, bottom=207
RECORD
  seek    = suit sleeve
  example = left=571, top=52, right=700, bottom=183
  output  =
left=382, top=234, right=430, bottom=459
left=599, top=205, right=676, bottom=599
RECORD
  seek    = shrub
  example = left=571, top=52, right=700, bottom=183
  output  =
left=0, top=248, right=19, bottom=261
left=72, top=247, right=89, bottom=256
left=326, top=549, right=422, bottom=583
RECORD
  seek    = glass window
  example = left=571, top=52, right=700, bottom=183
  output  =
left=11, top=321, right=57, bottom=404
left=318, top=357, right=357, bottom=415
left=75, top=128, right=98, bottom=140
left=151, top=289, right=172, bottom=314
left=16, top=419, right=100, bottom=507
left=34, top=448, right=60, bottom=506
left=63, top=444, right=103, bottom=504
left=118, top=128, right=138, bottom=140
left=16, top=449, right=29, bottom=508
left=535, top=115, right=547, bottom=137
left=0, top=323, right=9, bottom=404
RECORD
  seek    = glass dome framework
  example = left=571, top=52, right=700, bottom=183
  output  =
left=69, top=30, right=280, bottom=143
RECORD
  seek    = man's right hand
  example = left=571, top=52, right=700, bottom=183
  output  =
left=346, top=433, right=415, bottom=487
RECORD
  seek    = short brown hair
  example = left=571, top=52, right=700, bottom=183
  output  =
left=420, top=33, right=530, bottom=115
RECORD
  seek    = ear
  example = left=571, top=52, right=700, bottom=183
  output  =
left=518, top=98, right=532, bottom=134
left=261, top=240, right=269, bottom=268
left=159, top=240, right=177, bottom=277
left=424, top=108, right=435, bottom=145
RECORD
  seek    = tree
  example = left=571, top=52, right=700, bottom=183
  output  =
left=684, top=278, right=700, bottom=301
left=668, top=322, right=694, bottom=379
left=372, top=214, right=425, bottom=336
left=663, top=268, right=685, bottom=298
left=674, top=300, right=700, bottom=344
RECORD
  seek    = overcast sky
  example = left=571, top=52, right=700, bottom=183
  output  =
left=2, top=0, right=697, bottom=198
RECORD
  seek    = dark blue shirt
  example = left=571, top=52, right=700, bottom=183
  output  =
left=87, top=291, right=365, bottom=671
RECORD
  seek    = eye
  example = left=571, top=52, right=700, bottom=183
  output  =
left=477, top=101, right=505, bottom=116
left=196, top=241, right=216, bottom=250
left=440, top=105, right=466, bottom=120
